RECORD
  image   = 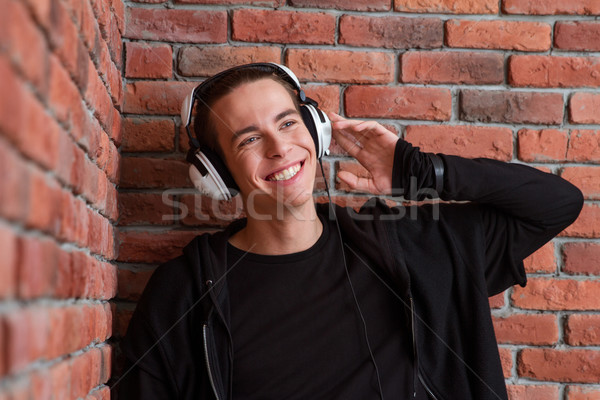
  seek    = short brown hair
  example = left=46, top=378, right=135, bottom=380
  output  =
left=193, top=68, right=301, bottom=158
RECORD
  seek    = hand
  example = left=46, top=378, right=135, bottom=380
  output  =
left=328, top=112, right=399, bottom=195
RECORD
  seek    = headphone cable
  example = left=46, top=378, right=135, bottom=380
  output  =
left=318, top=159, right=385, bottom=400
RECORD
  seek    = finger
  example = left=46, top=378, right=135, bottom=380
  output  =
left=327, top=111, right=346, bottom=122
left=332, top=129, right=363, bottom=158
left=338, top=171, right=379, bottom=194
left=331, top=118, right=367, bottom=132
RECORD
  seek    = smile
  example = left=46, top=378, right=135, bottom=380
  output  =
left=265, top=162, right=303, bottom=182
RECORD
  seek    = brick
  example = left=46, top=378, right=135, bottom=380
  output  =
left=28, top=307, right=49, bottom=362
left=125, top=8, right=226, bottom=43
left=177, top=46, right=281, bottom=77
left=567, top=385, right=600, bottom=399
left=502, top=0, right=600, bottom=15
left=565, top=314, right=600, bottom=346
left=499, top=347, right=512, bottom=378
left=49, top=352, right=71, bottom=398
left=0, top=142, right=31, bottom=223
left=111, top=0, right=125, bottom=33
left=22, top=96, right=61, bottom=171
left=74, top=0, right=98, bottom=51
left=506, top=384, right=560, bottom=400
left=232, top=10, right=334, bottom=45
left=460, top=90, right=564, bottom=125
left=107, top=12, right=123, bottom=68
left=31, top=369, right=52, bottom=400
left=84, top=62, right=114, bottom=134
left=345, top=86, right=451, bottom=120
left=562, top=204, right=600, bottom=238
left=523, top=241, right=556, bottom=274
left=405, top=125, right=512, bottom=160
left=517, top=129, right=568, bottom=163
left=510, top=56, right=600, bottom=88
left=4, top=311, right=30, bottom=374
left=518, top=348, right=600, bottom=383
left=512, top=277, right=600, bottom=310
left=48, top=55, right=89, bottom=140
left=4, top=0, right=50, bottom=97
left=563, top=242, right=600, bottom=275
left=286, top=49, right=394, bottom=84
left=118, top=193, right=175, bottom=226
left=119, top=157, right=190, bottom=189
left=567, top=130, right=600, bottom=162
left=401, top=51, right=504, bottom=85
left=339, top=15, right=442, bottom=49
left=117, top=229, right=207, bottom=263
left=121, top=118, right=175, bottom=152
left=124, top=81, right=197, bottom=115
left=304, top=85, right=340, bottom=114
left=289, top=0, right=390, bottom=11
left=179, top=194, right=245, bottom=227
left=0, top=57, right=25, bottom=143
left=89, top=0, right=110, bottom=39
left=21, top=0, right=53, bottom=32
left=125, top=42, right=172, bottom=79
left=26, top=172, right=60, bottom=235
left=446, top=20, right=551, bottom=51
left=555, top=21, right=600, bottom=51
left=493, top=314, right=558, bottom=345
left=175, top=0, right=284, bottom=4
left=395, top=0, right=498, bottom=13
left=489, top=292, right=505, bottom=308
left=71, top=351, right=91, bottom=399
left=570, top=93, right=600, bottom=124
left=117, top=268, right=154, bottom=301
left=0, top=226, right=17, bottom=298
left=561, top=167, right=600, bottom=200
left=18, top=237, right=58, bottom=299
left=49, top=0, right=79, bottom=81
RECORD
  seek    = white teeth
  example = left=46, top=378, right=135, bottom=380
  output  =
left=267, top=163, right=301, bottom=181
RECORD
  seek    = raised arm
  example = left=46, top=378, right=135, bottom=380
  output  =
left=330, top=112, right=584, bottom=293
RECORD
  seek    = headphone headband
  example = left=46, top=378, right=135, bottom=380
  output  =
left=181, top=63, right=305, bottom=147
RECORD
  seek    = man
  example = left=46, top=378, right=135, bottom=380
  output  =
left=116, top=63, right=583, bottom=400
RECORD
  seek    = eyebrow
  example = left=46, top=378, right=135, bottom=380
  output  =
left=231, top=108, right=299, bottom=142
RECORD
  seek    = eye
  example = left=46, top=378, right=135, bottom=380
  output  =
left=281, top=120, right=296, bottom=130
left=239, top=136, right=258, bottom=148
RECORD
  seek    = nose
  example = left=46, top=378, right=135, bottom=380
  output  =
left=264, top=133, right=291, bottom=159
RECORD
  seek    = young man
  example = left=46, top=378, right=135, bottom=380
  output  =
left=116, top=64, right=583, bottom=400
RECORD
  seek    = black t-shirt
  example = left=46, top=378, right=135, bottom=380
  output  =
left=226, top=215, right=430, bottom=399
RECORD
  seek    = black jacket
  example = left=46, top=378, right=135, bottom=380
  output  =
left=116, top=141, right=583, bottom=400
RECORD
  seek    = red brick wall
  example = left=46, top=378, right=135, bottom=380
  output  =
left=3, top=0, right=598, bottom=398
left=0, top=0, right=122, bottom=398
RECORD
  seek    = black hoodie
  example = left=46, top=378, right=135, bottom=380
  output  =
left=115, top=140, right=583, bottom=400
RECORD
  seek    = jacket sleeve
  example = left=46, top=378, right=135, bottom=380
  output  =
left=391, top=139, right=584, bottom=295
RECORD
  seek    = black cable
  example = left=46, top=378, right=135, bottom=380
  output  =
left=318, top=159, right=385, bottom=400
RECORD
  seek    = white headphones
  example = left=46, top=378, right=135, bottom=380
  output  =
left=181, top=63, right=332, bottom=200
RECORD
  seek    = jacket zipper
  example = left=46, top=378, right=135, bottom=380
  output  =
left=410, top=297, right=438, bottom=400
left=203, top=324, right=221, bottom=400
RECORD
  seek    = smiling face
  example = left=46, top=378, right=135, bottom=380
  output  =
left=210, top=78, right=317, bottom=215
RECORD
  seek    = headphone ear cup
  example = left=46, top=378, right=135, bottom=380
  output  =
left=188, top=148, right=239, bottom=200
left=300, top=104, right=332, bottom=159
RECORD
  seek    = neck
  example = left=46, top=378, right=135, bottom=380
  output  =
left=230, top=202, right=323, bottom=255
